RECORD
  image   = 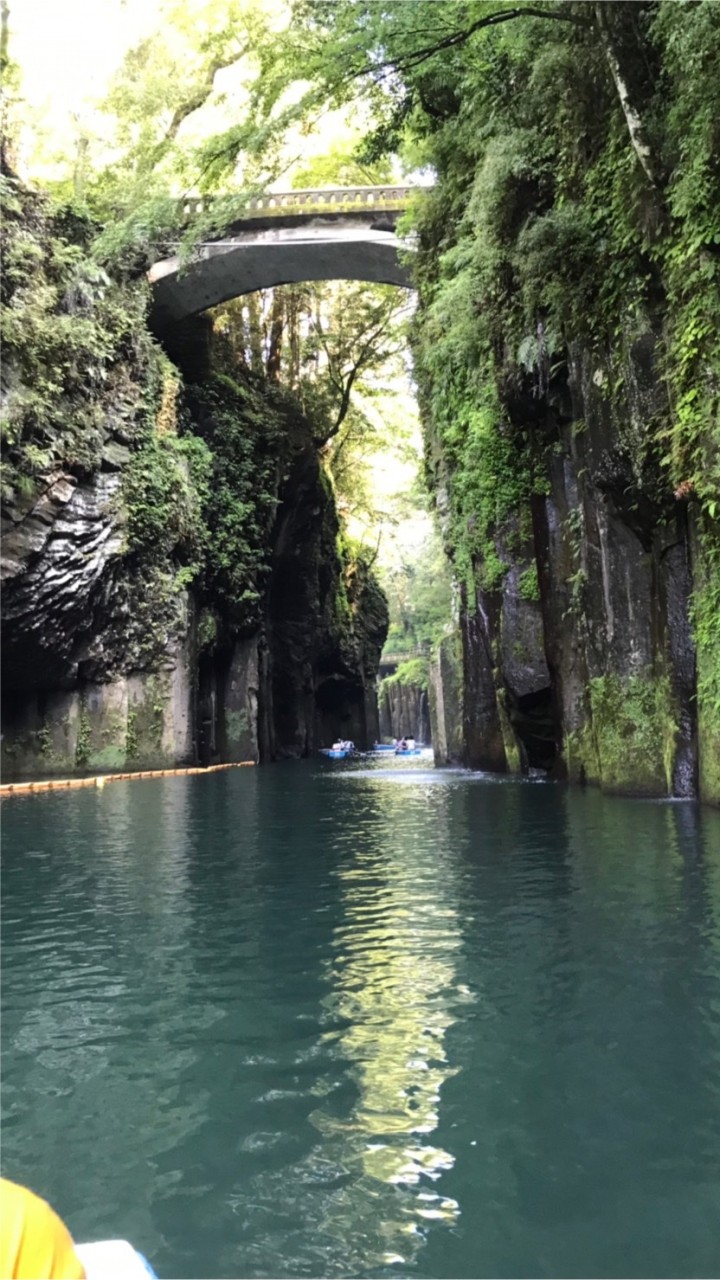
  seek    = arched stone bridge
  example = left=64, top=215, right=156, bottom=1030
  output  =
left=149, top=185, right=424, bottom=328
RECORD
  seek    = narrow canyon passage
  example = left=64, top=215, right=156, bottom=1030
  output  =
left=3, top=4, right=720, bottom=1278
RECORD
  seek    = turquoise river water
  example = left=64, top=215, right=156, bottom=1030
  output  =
left=2, top=760, right=720, bottom=1279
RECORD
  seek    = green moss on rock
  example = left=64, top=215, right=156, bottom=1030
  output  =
left=584, top=672, right=677, bottom=797
left=496, top=686, right=522, bottom=775
left=382, top=657, right=428, bottom=692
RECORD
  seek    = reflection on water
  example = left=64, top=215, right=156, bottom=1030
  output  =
left=1, top=780, right=212, bottom=1254
left=2, top=766, right=720, bottom=1280
left=311, top=780, right=470, bottom=1266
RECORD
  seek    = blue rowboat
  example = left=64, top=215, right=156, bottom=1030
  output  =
left=320, top=748, right=351, bottom=759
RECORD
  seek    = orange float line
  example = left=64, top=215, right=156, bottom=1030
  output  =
left=0, top=760, right=255, bottom=798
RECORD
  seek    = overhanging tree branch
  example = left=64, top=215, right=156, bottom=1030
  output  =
left=336, top=3, right=661, bottom=195
left=147, top=45, right=249, bottom=171
left=343, top=5, right=592, bottom=84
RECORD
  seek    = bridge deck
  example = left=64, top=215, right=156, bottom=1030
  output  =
left=181, top=184, right=424, bottom=221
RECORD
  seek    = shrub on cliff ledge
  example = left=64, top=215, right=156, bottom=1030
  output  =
left=123, top=433, right=212, bottom=584
left=0, top=178, right=161, bottom=503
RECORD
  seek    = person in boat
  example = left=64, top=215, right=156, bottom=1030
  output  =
left=397, top=737, right=408, bottom=752
left=0, top=1178, right=85, bottom=1278
left=0, top=1178, right=156, bottom=1279
left=332, top=740, right=343, bottom=751
left=406, top=735, right=416, bottom=751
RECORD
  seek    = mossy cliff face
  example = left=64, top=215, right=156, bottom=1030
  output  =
left=690, top=526, right=720, bottom=806
left=1, top=178, right=197, bottom=776
left=1, top=179, right=194, bottom=700
left=408, top=4, right=720, bottom=803
left=0, top=180, right=387, bottom=778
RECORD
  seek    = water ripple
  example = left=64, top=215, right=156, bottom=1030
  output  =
left=2, top=769, right=720, bottom=1278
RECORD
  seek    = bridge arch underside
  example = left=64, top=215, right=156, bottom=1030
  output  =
left=150, top=230, right=413, bottom=328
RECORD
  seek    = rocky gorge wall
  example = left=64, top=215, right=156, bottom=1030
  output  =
left=422, top=333, right=718, bottom=802
left=406, top=3, right=720, bottom=805
left=378, top=676, right=431, bottom=746
left=0, top=180, right=387, bottom=780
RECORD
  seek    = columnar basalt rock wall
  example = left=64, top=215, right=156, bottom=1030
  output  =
left=428, top=635, right=464, bottom=768
left=422, top=335, right=710, bottom=798
left=378, top=680, right=431, bottom=745
left=527, top=357, right=698, bottom=798
left=532, top=343, right=698, bottom=797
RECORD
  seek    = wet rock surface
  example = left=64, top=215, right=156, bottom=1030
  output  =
left=2, top=471, right=125, bottom=691
left=264, top=450, right=387, bottom=759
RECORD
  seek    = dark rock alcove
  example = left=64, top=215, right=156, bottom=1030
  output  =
left=315, top=675, right=366, bottom=747
left=506, top=685, right=558, bottom=773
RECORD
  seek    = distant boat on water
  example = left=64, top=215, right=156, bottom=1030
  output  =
left=320, top=739, right=358, bottom=759
left=319, top=741, right=428, bottom=760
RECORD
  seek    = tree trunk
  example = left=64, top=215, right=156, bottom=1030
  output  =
left=594, top=1, right=657, bottom=187
left=247, top=293, right=264, bottom=373
left=266, top=290, right=285, bottom=381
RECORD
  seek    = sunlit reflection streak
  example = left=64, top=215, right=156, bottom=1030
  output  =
left=309, top=782, right=474, bottom=1268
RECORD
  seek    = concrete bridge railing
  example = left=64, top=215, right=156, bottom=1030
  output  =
left=180, top=185, right=422, bottom=220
